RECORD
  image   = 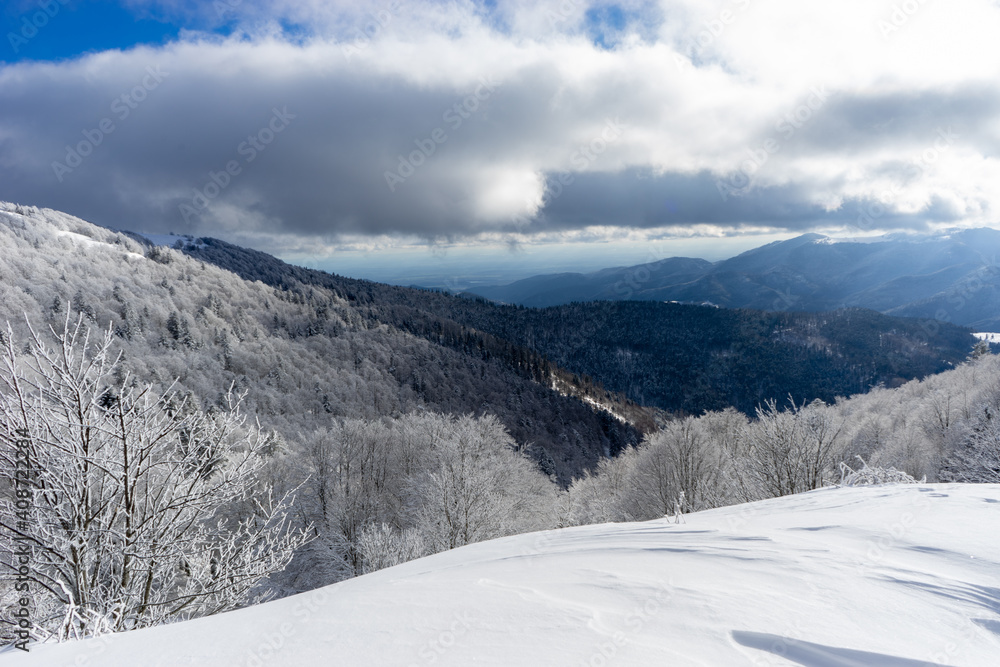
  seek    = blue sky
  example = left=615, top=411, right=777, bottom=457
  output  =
left=3, top=1, right=643, bottom=63
left=2, top=1, right=181, bottom=63
left=1, top=0, right=999, bottom=286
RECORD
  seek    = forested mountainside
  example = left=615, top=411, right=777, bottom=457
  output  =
left=467, top=229, right=1000, bottom=330
left=179, top=237, right=976, bottom=415
left=0, top=204, right=639, bottom=485
left=0, top=201, right=978, bottom=482
left=423, top=301, right=977, bottom=415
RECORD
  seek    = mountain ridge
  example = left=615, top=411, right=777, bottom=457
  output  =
left=0, top=203, right=644, bottom=486
left=0, top=201, right=980, bottom=434
left=466, top=229, right=1000, bottom=329
left=170, top=230, right=978, bottom=416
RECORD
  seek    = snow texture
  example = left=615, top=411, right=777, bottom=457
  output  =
left=4, top=484, right=998, bottom=666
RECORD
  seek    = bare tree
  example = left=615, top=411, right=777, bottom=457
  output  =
left=413, top=415, right=555, bottom=552
left=0, top=316, right=310, bottom=641
left=734, top=398, right=844, bottom=499
left=355, top=523, right=427, bottom=574
left=941, top=406, right=1000, bottom=483
left=649, top=417, right=724, bottom=513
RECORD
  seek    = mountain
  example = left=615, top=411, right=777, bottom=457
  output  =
left=468, top=257, right=713, bottom=307
left=0, top=202, right=979, bottom=451
left=7, top=483, right=999, bottom=665
left=0, top=203, right=641, bottom=486
left=467, top=229, right=1000, bottom=330
left=175, top=235, right=977, bottom=415
left=418, top=300, right=978, bottom=415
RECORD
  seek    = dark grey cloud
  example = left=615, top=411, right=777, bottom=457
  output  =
left=2, top=0, right=1000, bottom=254
left=783, top=85, right=1000, bottom=156
left=532, top=168, right=953, bottom=233
left=0, top=47, right=646, bottom=240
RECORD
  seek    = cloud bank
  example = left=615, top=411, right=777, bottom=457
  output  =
left=1, top=0, right=999, bottom=252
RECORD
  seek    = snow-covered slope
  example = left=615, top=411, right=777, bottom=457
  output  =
left=5, top=484, right=999, bottom=666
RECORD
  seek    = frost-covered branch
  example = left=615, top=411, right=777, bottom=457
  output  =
left=0, top=316, right=311, bottom=642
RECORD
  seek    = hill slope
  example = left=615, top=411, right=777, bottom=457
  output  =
left=0, top=203, right=640, bottom=484
left=177, top=237, right=977, bottom=416
left=468, top=229, right=1000, bottom=330
left=6, top=484, right=999, bottom=665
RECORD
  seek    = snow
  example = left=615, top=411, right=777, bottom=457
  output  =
left=56, top=230, right=145, bottom=260
left=549, top=376, right=629, bottom=424
left=973, top=333, right=1000, bottom=344
left=56, top=230, right=104, bottom=247
left=4, top=484, right=999, bottom=666
left=579, top=395, right=629, bottom=424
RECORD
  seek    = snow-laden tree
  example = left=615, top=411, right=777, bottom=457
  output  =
left=355, top=523, right=427, bottom=574
left=0, top=316, right=310, bottom=641
left=636, top=416, right=725, bottom=514
left=941, top=406, right=1000, bottom=483
left=412, top=414, right=556, bottom=552
left=565, top=448, right=641, bottom=525
left=289, top=412, right=560, bottom=582
left=732, top=398, right=846, bottom=499
left=568, top=412, right=735, bottom=524
left=300, top=418, right=413, bottom=574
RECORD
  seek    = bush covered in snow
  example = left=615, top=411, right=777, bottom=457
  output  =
left=838, top=457, right=919, bottom=486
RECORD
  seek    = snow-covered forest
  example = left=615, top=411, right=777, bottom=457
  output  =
left=1, top=202, right=999, bottom=646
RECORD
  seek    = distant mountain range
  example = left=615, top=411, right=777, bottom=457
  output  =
left=465, top=229, right=1000, bottom=330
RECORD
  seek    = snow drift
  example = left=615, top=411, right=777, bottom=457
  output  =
left=4, top=484, right=1000, bottom=666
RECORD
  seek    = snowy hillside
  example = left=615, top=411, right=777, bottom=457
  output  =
left=5, top=484, right=999, bottom=666
left=0, top=202, right=642, bottom=487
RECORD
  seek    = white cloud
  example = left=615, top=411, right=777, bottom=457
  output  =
left=1, top=0, right=999, bottom=255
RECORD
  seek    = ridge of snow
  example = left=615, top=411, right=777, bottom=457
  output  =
left=5, top=484, right=999, bottom=666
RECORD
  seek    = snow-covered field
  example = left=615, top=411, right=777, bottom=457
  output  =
left=973, top=332, right=1000, bottom=344
left=4, top=484, right=999, bottom=666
